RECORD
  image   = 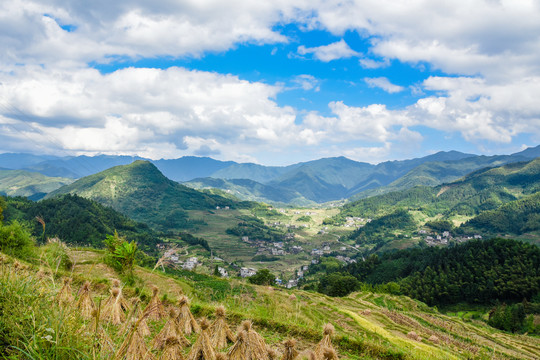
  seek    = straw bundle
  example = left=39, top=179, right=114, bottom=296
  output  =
left=153, top=308, right=190, bottom=350
left=56, top=278, right=74, bottom=305
left=103, top=282, right=131, bottom=312
left=102, top=288, right=126, bottom=325
left=428, top=335, right=440, bottom=344
left=243, top=321, right=269, bottom=360
left=210, top=306, right=236, bottom=350
left=300, top=352, right=317, bottom=360
left=228, top=321, right=269, bottom=360
left=144, top=286, right=166, bottom=321
left=216, top=354, right=228, bottom=360
left=176, top=296, right=200, bottom=335
left=76, top=281, right=95, bottom=318
left=227, top=330, right=247, bottom=360
left=159, top=336, right=186, bottom=360
left=267, top=347, right=280, bottom=360
left=186, top=318, right=216, bottom=360
left=314, top=324, right=336, bottom=358
left=115, top=318, right=156, bottom=360
left=123, top=298, right=151, bottom=337
left=322, top=347, right=338, bottom=360
left=281, top=339, right=299, bottom=360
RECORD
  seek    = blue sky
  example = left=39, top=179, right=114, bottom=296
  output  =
left=1, top=1, right=540, bottom=165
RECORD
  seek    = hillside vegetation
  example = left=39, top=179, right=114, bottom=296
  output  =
left=0, top=169, right=73, bottom=200
left=46, top=161, right=253, bottom=231
left=1, top=245, right=539, bottom=360
left=339, top=158, right=540, bottom=221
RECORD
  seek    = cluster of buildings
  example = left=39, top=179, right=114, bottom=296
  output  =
left=423, top=230, right=482, bottom=246
left=343, top=216, right=371, bottom=228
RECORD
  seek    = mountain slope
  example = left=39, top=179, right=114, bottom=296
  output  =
left=153, top=156, right=235, bottom=182
left=351, top=154, right=530, bottom=200
left=339, top=157, right=540, bottom=220
left=0, top=169, right=73, bottom=200
left=46, top=161, right=250, bottom=230
left=184, top=177, right=315, bottom=206
left=3, top=194, right=160, bottom=253
left=462, top=191, right=540, bottom=235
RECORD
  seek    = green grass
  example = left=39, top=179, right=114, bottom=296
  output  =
left=2, top=246, right=540, bottom=360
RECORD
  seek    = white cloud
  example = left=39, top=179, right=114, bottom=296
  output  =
left=1, top=0, right=540, bottom=163
left=291, top=74, right=320, bottom=91
left=364, top=77, right=404, bottom=93
left=0, top=66, right=302, bottom=159
left=297, top=39, right=360, bottom=62
left=359, top=57, right=390, bottom=69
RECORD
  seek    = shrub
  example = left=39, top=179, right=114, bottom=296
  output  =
left=0, top=220, right=35, bottom=259
left=248, top=269, right=275, bottom=286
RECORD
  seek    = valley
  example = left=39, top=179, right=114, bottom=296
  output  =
left=1, top=149, right=540, bottom=359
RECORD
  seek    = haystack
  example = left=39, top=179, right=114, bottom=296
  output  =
left=102, top=282, right=131, bottom=312
left=227, top=330, right=247, bottom=360
left=281, top=339, right=299, bottom=360
left=176, top=296, right=200, bottom=335
left=56, top=278, right=74, bottom=305
left=186, top=318, right=216, bottom=360
left=216, top=354, right=228, bottom=360
left=153, top=308, right=190, bottom=350
left=123, top=298, right=151, bottom=337
left=114, top=318, right=156, bottom=360
left=210, top=306, right=236, bottom=349
left=428, top=335, right=440, bottom=344
left=159, top=337, right=186, bottom=360
left=76, top=281, right=95, bottom=318
left=314, top=324, right=337, bottom=358
left=267, top=347, right=280, bottom=360
left=144, top=286, right=166, bottom=320
left=228, top=321, right=269, bottom=360
left=322, top=347, right=338, bottom=360
left=102, top=288, right=126, bottom=325
left=299, top=351, right=317, bottom=360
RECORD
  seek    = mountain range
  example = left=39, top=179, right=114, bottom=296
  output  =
left=1, top=145, right=539, bottom=204
left=45, top=161, right=251, bottom=231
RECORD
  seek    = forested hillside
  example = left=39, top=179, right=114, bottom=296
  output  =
left=317, top=238, right=540, bottom=308
left=46, top=161, right=253, bottom=230
left=3, top=194, right=160, bottom=254
left=338, top=158, right=540, bottom=220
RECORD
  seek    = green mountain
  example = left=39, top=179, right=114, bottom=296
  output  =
left=348, top=154, right=528, bottom=200
left=339, top=157, right=540, bottom=220
left=3, top=194, right=160, bottom=254
left=0, top=169, right=73, bottom=200
left=462, top=191, right=540, bottom=235
left=184, top=177, right=316, bottom=206
left=46, top=160, right=251, bottom=230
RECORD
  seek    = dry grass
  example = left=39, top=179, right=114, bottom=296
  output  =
left=210, top=306, right=236, bottom=350
left=186, top=318, right=216, bottom=360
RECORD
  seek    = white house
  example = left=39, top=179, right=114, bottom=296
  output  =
left=240, top=267, right=257, bottom=278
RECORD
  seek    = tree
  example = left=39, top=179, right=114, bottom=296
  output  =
left=248, top=269, right=275, bottom=286
left=0, top=196, right=5, bottom=223
left=103, top=231, right=138, bottom=280
left=318, top=273, right=359, bottom=297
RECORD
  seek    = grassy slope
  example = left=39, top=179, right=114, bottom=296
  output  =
left=2, top=250, right=539, bottom=360
left=45, top=161, right=247, bottom=230
left=0, top=169, right=73, bottom=199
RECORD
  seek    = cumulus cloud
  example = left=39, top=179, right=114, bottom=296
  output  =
left=1, top=0, right=540, bottom=162
left=291, top=74, right=320, bottom=91
left=0, top=66, right=301, bottom=159
left=297, top=39, right=360, bottom=62
left=364, top=77, right=404, bottom=93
